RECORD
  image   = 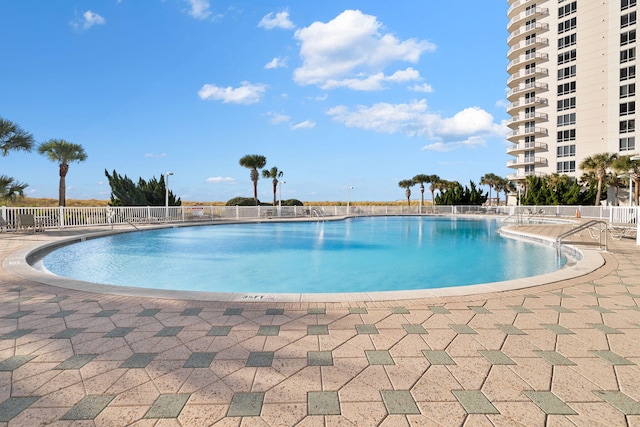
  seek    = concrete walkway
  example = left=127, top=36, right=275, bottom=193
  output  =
left=0, top=222, right=639, bottom=426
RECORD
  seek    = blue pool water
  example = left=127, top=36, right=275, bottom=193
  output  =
left=42, top=217, right=566, bottom=294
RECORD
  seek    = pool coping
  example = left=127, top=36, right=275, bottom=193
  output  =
left=2, top=217, right=605, bottom=302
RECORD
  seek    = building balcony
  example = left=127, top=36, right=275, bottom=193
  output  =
left=506, top=171, right=546, bottom=180
left=508, top=22, right=549, bottom=44
left=507, top=157, right=548, bottom=168
left=506, top=97, right=548, bottom=114
left=506, top=82, right=549, bottom=101
left=507, top=0, right=538, bottom=18
left=507, top=127, right=548, bottom=141
left=507, top=37, right=549, bottom=59
left=507, top=52, right=549, bottom=73
left=507, top=7, right=549, bottom=32
left=506, top=141, right=548, bottom=154
left=506, top=112, right=549, bottom=129
left=507, top=67, right=548, bottom=86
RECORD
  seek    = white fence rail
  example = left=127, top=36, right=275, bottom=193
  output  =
left=1, top=204, right=638, bottom=230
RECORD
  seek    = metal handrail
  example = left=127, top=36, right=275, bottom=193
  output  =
left=556, top=220, right=608, bottom=251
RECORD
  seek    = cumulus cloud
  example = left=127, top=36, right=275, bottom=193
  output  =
left=206, top=176, right=235, bottom=183
left=293, top=10, right=435, bottom=90
left=267, top=112, right=291, bottom=124
left=258, top=10, right=295, bottom=30
left=144, top=152, right=167, bottom=158
left=291, top=120, right=316, bottom=130
left=409, top=83, right=434, bottom=93
left=185, top=0, right=212, bottom=20
left=198, top=81, right=267, bottom=104
left=70, top=10, right=106, bottom=31
left=265, top=57, right=288, bottom=69
left=327, top=100, right=506, bottom=151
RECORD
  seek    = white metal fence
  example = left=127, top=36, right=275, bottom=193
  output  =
left=1, top=204, right=638, bottom=230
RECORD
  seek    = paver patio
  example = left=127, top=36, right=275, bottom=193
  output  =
left=0, top=221, right=639, bottom=425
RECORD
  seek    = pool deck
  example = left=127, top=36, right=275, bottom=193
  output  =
left=0, top=220, right=639, bottom=425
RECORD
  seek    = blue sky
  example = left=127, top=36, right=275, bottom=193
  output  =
left=1, top=1, right=509, bottom=203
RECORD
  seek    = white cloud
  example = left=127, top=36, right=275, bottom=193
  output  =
left=327, top=100, right=506, bottom=151
left=495, top=99, right=509, bottom=109
left=206, top=176, right=235, bottom=183
left=291, top=120, right=316, bottom=130
left=70, top=10, right=106, bottom=31
left=144, top=153, right=167, bottom=158
left=265, top=57, right=288, bottom=69
left=185, top=0, right=212, bottom=20
left=267, top=112, right=291, bottom=124
left=293, top=10, right=435, bottom=90
left=198, top=81, right=267, bottom=104
left=258, top=10, right=295, bottom=30
left=409, top=83, right=434, bottom=93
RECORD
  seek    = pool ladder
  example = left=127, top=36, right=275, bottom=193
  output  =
left=311, top=208, right=325, bottom=221
left=556, top=220, right=608, bottom=251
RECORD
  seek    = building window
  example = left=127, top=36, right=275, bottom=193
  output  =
left=557, top=161, right=576, bottom=173
left=622, top=0, right=637, bottom=12
left=559, top=1, right=577, bottom=18
left=622, top=12, right=637, bottom=28
left=620, top=136, right=636, bottom=150
left=559, top=17, right=577, bottom=33
left=621, top=65, right=636, bottom=80
left=557, top=97, right=576, bottom=111
left=557, top=145, right=576, bottom=157
left=621, top=83, right=636, bottom=98
left=558, top=49, right=577, bottom=64
left=621, top=119, right=636, bottom=133
left=621, top=47, right=636, bottom=63
left=558, top=65, right=577, bottom=80
left=620, top=101, right=636, bottom=115
left=524, top=135, right=536, bottom=148
left=621, top=30, right=637, bottom=46
left=558, top=113, right=576, bottom=126
left=559, top=34, right=577, bottom=49
left=557, top=129, right=576, bottom=142
left=558, top=81, right=576, bottom=95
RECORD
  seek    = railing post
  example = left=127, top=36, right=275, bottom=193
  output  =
left=59, top=206, right=65, bottom=228
left=1, top=206, right=5, bottom=220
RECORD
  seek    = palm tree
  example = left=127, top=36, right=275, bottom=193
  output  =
left=1, top=117, right=35, bottom=202
left=37, top=139, right=87, bottom=207
left=262, top=166, right=284, bottom=206
left=579, top=152, right=618, bottom=206
left=494, top=177, right=507, bottom=206
left=239, top=154, right=267, bottom=205
left=613, top=154, right=640, bottom=205
left=398, top=179, right=414, bottom=207
left=1, top=117, right=34, bottom=155
left=412, top=174, right=430, bottom=210
left=427, top=174, right=441, bottom=209
left=480, top=173, right=500, bottom=206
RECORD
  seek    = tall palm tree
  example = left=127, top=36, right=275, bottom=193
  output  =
left=613, top=154, right=640, bottom=205
left=480, top=173, right=499, bottom=206
left=427, top=174, right=441, bottom=209
left=262, top=166, right=284, bottom=206
left=494, top=177, right=507, bottom=206
left=239, top=154, right=267, bottom=205
left=37, top=139, right=87, bottom=207
left=412, top=174, right=430, bottom=209
left=398, top=179, right=414, bottom=207
left=579, top=152, right=618, bottom=206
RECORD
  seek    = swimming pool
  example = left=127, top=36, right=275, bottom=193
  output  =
left=41, top=217, right=566, bottom=294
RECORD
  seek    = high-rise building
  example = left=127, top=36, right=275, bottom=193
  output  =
left=506, top=0, right=638, bottom=182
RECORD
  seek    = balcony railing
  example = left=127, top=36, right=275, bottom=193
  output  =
left=507, top=82, right=549, bottom=99
left=507, top=67, right=549, bottom=85
left=507, top=0, right=536, bottom=17
left=507, top=7, right=549, bottom=31
left=507, top=53, right=549, bottom=72
left=507, top=156, right=549, bottom=167
left=508, top=22, right=549, bottom=44
left=506, top=141, right=549, bottom=153
left=507, top=37, right=549, bottom=58
left=507, top=97, right=548, bottom=113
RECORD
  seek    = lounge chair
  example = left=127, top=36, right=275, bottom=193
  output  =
left=17, top=214, right=42, bottom=233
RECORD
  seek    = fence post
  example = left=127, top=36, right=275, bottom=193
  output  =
left=1, top=206, right=5, bottom=220
left=59, top=206, right=65, bottom=228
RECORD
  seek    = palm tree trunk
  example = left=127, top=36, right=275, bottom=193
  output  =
left=595, top=178, right=603, bottom=206
left=59, top=163, right=68, bottom=207
left=272, top=180, right=277, bottom=206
